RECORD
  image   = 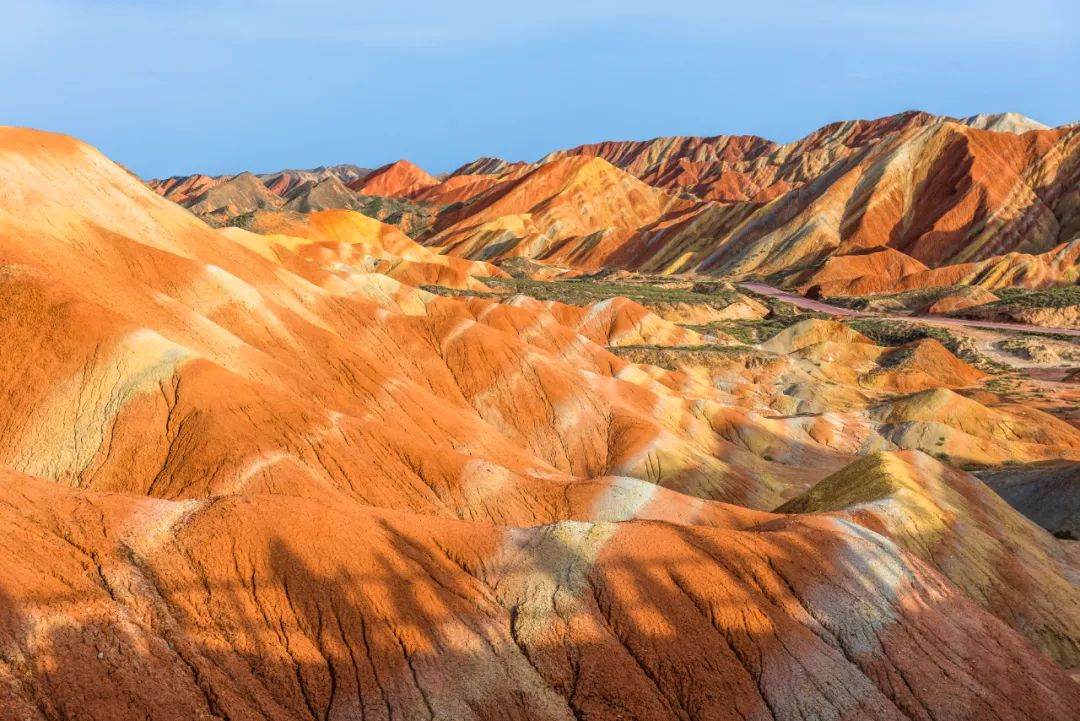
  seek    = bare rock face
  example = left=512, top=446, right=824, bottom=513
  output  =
left=959, top=112, right=1049, bottom=133
left=349, top=159, right=439, bottom=197
left=3, top=126, right=1080, bottom=720
left=4, top=471, right=1080, bottom=721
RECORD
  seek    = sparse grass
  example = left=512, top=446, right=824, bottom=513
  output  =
left=612, top=343, right=759, bottom=355
left=420, top=284, right=501, bottom=299
left=877, top=344, right=919, bottom=369
left=1013, top=329, right=1080, bottom=344
left=990, top=286, right=1080, bottom=309
left=831, top=284, right=1080, bottom=319
left=986, top=374, right=1027, bottom=394
left=610, top=343, right=766, bottom=371
left=846, top=318, right=1010, bottom=373
left=847, top=318, right=949, bottom=347
left=352, top=195, right=438, bottom=236
left=991, top=336, right=1079, bottom=371
left=685, top=318, right=778, bottom=344
left=480, top=276, right=745, bottom=308
left=422, top=276, right=751, bottom=309
left=738, top=286, right=825, bottom=319
left=829, top=286, right=969, bottom=312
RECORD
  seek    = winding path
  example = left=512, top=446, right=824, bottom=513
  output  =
left=738, top=282, right=1080, bottom=338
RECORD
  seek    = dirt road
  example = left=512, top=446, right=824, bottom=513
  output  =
left=738, top=282, right=1080, bottom=338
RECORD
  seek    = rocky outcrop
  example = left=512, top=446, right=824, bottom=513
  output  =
left=350, top=159, right=439, bottom=197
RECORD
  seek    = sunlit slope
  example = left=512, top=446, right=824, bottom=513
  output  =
left=1, top=127, right=1079, bottom=720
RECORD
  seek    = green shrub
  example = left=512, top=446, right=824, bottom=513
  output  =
left=991, top=286, right=1080, bottom=309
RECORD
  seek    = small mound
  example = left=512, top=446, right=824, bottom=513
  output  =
left=649, top=296, right=769, bottom=325
left=801, top=248, right=930, bottom=297
left=219, top=209, right=503, bottom=293
left=777, top=451, right=913, bottom=513
left=281, top=175, right=365, bottom=213
left=187, top=172, right=283, bottom=221
left=760, top=318, right=872, bottom=354
left=921, top=285, right=999, bottom=314
left=872, top=388, right=1080, bottom=463
left=864, top=338, right=986, bottom=391
left=779, top=450, right=1080, bottom=667
left=959, top=112, right=1049, bottom=133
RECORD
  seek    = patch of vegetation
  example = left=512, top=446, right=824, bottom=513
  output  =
left=610, top=343, right=766, bottom=372
left=479, top=276, right=745, bottom=308
left=846, top=318, right=1010, bottom=373
left=737, top=286, right=820, bottom=318
left=611, top=343, right=759, bottom=355
left=877, top=343, right=919, bottom=369
left=686, top=313, right=826, bottom=345
left=420, top=284, right=501, bottom=299
left=685, top=319, right=779, bottom=344
left=985, top=374, right=1027, bottom=394
left=354, top=195, right=437, bottom=237
left=846, top=319, right=941, bottom=346
left=990, top=286, right=1080, bottom=309
left=996, top=337, right=1080, bottom=363
left=829, top=286, right=969, bottom=312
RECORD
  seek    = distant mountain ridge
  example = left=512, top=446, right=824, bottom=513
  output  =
left=148, top=110, right=1080, bottom=295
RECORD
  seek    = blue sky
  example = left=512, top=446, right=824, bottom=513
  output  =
left=1, top=1, right=1076, bottom=178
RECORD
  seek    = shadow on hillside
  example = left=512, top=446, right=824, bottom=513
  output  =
left=0, top=514, right=1076, bottom=721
